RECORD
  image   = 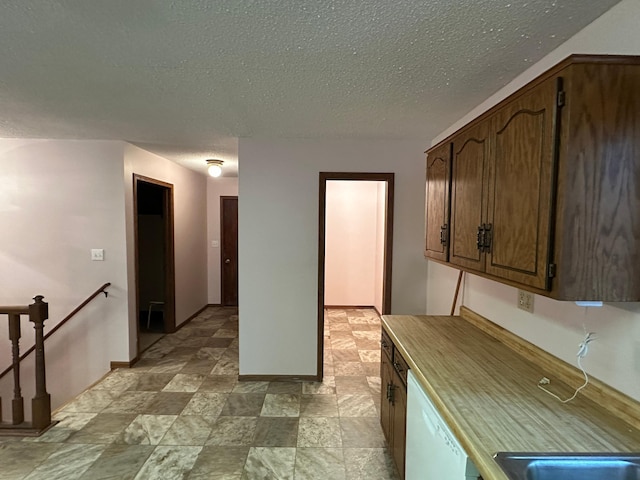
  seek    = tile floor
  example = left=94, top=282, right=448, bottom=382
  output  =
left=0, top=307, right=400, bottom=480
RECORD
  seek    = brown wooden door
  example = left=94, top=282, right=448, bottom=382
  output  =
left=449, top=121, right=490, bottom=271
left=425, top=143, right=451, bottom=261
left=221, top=196, right=238, bottom=306
left=486, top=78, right=557, bottom=289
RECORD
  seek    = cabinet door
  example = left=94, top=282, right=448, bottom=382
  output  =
left=554, top=63, right=640, bottom=301
left=425, top=143, right=452, bottom=261
left=391, top=371, right=407, bottom=478
left=450, top=121, right=490, bottom=271
left=486, top=78, right=558, bottom=289
left=380, top=351, right=393, bottom=444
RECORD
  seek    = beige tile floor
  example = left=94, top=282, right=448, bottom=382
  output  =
left=0, top=307, right=400, bottom=480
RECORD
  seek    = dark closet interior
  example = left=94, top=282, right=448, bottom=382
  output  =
left=137, top=181, right=166, bottom=332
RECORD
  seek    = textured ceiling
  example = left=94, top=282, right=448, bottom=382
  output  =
left=0, top=1, right=621, bottom=175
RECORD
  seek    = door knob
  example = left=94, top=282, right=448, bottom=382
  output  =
left=225, top=258, right=231, bottom=264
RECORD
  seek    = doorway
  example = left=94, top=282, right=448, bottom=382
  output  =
left=134, top=175, right=176, bottom=353
left=317, top=172, right=394, bottom=379
left=221, top=196, right=239, bottom=306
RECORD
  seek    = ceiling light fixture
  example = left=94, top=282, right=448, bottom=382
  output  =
left=206, top=159, right=224, bottom=178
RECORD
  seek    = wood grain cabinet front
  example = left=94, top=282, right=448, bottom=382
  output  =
left=390, top=348, right=408, bottom=477
left=379, top=331, right=407, bottom=479
left=425, top=55, right=640, bottom=301
left=446, top=77, right=557, bottom=290
left=485, top=76, right=557, bottom=290
left=424, top=142, right=452, bottom=261
left=551, top=61, right=640, bottom=301
left=449, top=120, right=491, bottom=273
left=380, top=339, right=393, bottom=445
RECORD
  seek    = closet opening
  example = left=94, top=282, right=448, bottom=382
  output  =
left=317, top=172, right=394, bottom=380
left=133, top=175, right=176, bottom=353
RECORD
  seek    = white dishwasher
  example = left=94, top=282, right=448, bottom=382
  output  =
left=406, top=370, right=481, bottom=480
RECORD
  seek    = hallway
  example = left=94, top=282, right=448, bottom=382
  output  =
left=0, top=307, right=399, bottom=479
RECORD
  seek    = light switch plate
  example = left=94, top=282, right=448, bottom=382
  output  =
left=517, top=289, right=534, bottom=313
left=91, top=249, right=104, bottom=261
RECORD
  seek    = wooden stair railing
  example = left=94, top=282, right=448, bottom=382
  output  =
left=0, top=283, right=110, bottom=436
left=0, top=296, right=50, bottom=435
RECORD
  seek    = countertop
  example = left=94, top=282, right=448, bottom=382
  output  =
left=382, top=308, right=640, bottom=480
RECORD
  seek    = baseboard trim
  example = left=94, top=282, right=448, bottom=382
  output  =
left=208, top=303, right=222, bottom=307
left=325, top=305, right=382, bottom=316
left=110, top=357, right=138, bottom=370
left=324, top=305, right=376, bottom=310
left=175, top=304, right=209, bottom=332
left=239, top=374, right=320, bottom=382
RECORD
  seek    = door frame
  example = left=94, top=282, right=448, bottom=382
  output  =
left=317, top=172, right=395, bottom=380
left=220, top=195, right=239, bottom=307
left=133, top=174, right=176, bottom=353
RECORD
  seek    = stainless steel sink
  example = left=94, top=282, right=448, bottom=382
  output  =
left=494, top=452, right=640, bottom=480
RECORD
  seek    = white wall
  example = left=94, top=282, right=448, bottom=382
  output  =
left=207, top=177, right=239, bottom=304
left=374, top=182, right=386, bottom=314
left=0, top=139, right=129, bottom=414
left=0, top=140, right=210, bottom=415
left=324, top=181, right=384, bottom=309
left=124, top=144, right=208, bottom=357
left=238, top=139, right=426, bottom=376
left=427, top=0, right=640, bottom=401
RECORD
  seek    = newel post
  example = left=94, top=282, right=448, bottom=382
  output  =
left=28, top=295, right=51, bottom=430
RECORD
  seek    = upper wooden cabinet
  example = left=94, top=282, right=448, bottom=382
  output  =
left=485, top=77, right=557, bottom=290
left=553, top=60, right=640, bottom=300
left=449, top=121, right=490, bottom=272
left=425, top=55, right=640, bottom=301
left=424, top=142, right=451, bottom=261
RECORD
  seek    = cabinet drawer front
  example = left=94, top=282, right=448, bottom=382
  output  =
left=381, top=329, right=393, bottom=360
left=393, top=349, right=409, bottom=387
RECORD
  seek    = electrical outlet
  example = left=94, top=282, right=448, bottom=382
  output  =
left=91, top=249, right=104, bottom=261
left=517, top=289, right=534, bottom=313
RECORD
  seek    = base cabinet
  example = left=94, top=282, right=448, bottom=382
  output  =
left=380, top=347, right=393, bottom=441
left=380, top=329, right=408, bottom=478
left=391, top=369, right=407, bottom=476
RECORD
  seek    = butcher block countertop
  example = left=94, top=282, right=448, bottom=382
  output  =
left=382, top=307, right=640, bottom=480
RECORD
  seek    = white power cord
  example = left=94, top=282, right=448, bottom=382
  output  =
left=538, top=331, right=596, bottom=403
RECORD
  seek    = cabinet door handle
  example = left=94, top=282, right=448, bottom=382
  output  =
left=386, top=382, right=394, bottom=402
left=476, top=225, right=484, bottom=251
left=482, top=223, right=492, bottom=253
left=381, top=340, right=388, bottom=348
left=476, top=224, right=492, bottom=252
left=440, top=224, right=448, bottom=245
left=393, top=361, right=404, bottom=374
